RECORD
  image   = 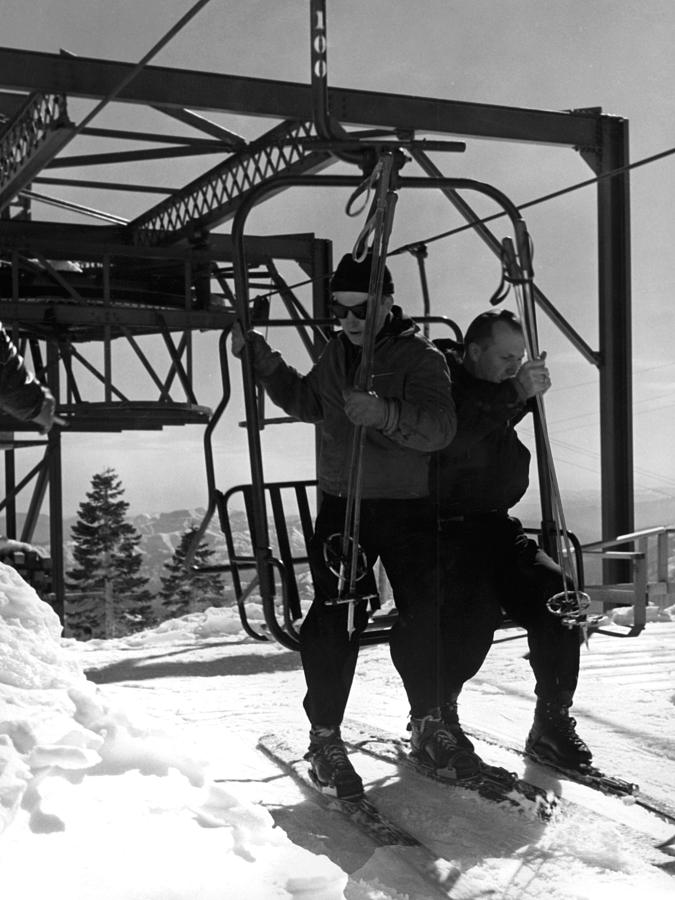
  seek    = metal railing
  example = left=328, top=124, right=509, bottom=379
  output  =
left=580, top=525, right=675, bottom=635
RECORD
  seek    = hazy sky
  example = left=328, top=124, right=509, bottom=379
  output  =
left=2, top=1, right=675, bottom=525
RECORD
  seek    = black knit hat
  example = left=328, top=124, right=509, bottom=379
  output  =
left=330, top=253, right=395, bottom=295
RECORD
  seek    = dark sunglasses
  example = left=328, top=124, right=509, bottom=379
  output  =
left=329, top=299, right=369, bottom=320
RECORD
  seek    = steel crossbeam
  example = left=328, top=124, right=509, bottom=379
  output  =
left=0, top=48, right=602, bottom=147
left=0, top=92, right=76, bottom=213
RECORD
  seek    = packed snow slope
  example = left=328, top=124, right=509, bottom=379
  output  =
left=1, top=561, right=674, bottom=899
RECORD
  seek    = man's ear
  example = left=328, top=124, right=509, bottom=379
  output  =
left=466, top=341, right=481, bottom=363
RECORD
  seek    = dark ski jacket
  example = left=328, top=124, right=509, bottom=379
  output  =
left=0, top=323, right=50, bottom=423
left=244, top=307, right=456, bottom=499
left=432, top=350, right=531, bottom=516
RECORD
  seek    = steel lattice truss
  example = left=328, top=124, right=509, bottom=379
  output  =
left=131, top=119, right=329, bottom=244
left=0, top=92, right=75, bottom=211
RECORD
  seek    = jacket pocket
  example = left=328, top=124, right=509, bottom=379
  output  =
left=371, top=370, right=405, bottom=399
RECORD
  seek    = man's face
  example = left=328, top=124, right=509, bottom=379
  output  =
left=468, top=320, right=525, bottom=382
left=330, top=291, right=393, bottom=346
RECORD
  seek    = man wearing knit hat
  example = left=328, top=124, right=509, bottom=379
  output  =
left=231, top=252, right=478, bottom=798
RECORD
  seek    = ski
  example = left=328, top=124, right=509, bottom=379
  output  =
left=525, top=747, right=639, bottom=797
left=524, top=749, right=675, bottom=832
left=341, top=719, right=557, bottom=822
left=257, top=731, right=462, bottom=898
left=462, top=722, right=642, bottom=800
left=455, top=722, right=675, bottom=839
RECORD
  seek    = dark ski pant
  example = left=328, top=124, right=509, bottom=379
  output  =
left=438, top=514, right=580, bottom=705
left=300, top=494, right=442, bottom=727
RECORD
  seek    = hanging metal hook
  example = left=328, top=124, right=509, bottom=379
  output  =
left=310, top=0, right=374, bottom=169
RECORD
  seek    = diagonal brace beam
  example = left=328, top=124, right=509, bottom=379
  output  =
left=410, top=148, right=598, bottom=365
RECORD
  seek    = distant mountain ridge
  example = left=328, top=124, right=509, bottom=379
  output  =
left=12, top=507, right=241, bottom=592
left=128, top=508, right=234, bottom=590
left=10, top=490, right=675, bottom=591
left=514, top=488, right=675, bottom=544
left=12, top=506, right=309, bottom=593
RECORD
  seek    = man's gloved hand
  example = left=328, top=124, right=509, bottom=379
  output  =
left=514, top=352, right=551, bottom=400
left=343, top=388, right=387, bottom=428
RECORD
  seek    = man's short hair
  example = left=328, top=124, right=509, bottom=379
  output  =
left=463, top=309, right=523, bottom=349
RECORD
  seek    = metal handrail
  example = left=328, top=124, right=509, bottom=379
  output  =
left=581, top=524, right=674, bottom=551
left=578, top=523, right=675, bottom=638
left=583, top=550, right=645, bottom=559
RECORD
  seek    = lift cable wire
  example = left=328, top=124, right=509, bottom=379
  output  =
left=517, top=424, right=675, bottom=495
left=246, top=141, right=675, bottom=305
left=388, top=142, right=675, bottom=258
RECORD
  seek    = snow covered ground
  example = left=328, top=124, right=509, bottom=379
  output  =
left=1, top=561, right=674, bottom=899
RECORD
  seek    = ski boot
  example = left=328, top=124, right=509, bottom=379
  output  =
left=305, top=726, right=364, bottom=799
left=440, top=698, right=475, bottom=751
left=409, top=712, right=483, bottom=781
left=525, top=700, right=593, bottom=770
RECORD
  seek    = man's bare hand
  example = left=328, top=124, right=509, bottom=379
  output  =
left=231, top=321, right=248, bottom=357
left=32, top=396, right=66, bottom=434
left=514, top=352, right=551, bottom=399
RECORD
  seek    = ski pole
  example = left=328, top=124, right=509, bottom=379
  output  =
left=504, top=230, right=591, bottom=639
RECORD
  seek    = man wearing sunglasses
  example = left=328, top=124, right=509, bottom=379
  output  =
left=231, top=253, right=481, bottom=798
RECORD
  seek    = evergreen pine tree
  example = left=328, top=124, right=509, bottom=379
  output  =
left=66, top=468, right=153, bottom=638
left=159, top=525, right=226, bottom=620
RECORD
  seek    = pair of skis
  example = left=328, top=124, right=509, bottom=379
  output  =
left=259, top=717, right=673, bottom=897
left=343, top=719, right=675, bottom=847
left=258, top=720, right=554, bottom=899
left=258, top=731, right=462, bottom=898
left=342, top=719, right=557, bottom=821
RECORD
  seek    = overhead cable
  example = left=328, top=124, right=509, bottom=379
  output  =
left=389, top=143, right=675, bottom=257
left=249, top=141, right=675, bottom=303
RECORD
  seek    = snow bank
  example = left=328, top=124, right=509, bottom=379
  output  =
left=75, top=602, right=268, bottom=652
left=3, top=563, right=674, bottom=900
left=608, top=602, right=674, bottom=627
left=0, top=564, right=347, bottom=899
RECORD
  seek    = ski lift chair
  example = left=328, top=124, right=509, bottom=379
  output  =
left=215, top=479, right=401, bottom=650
